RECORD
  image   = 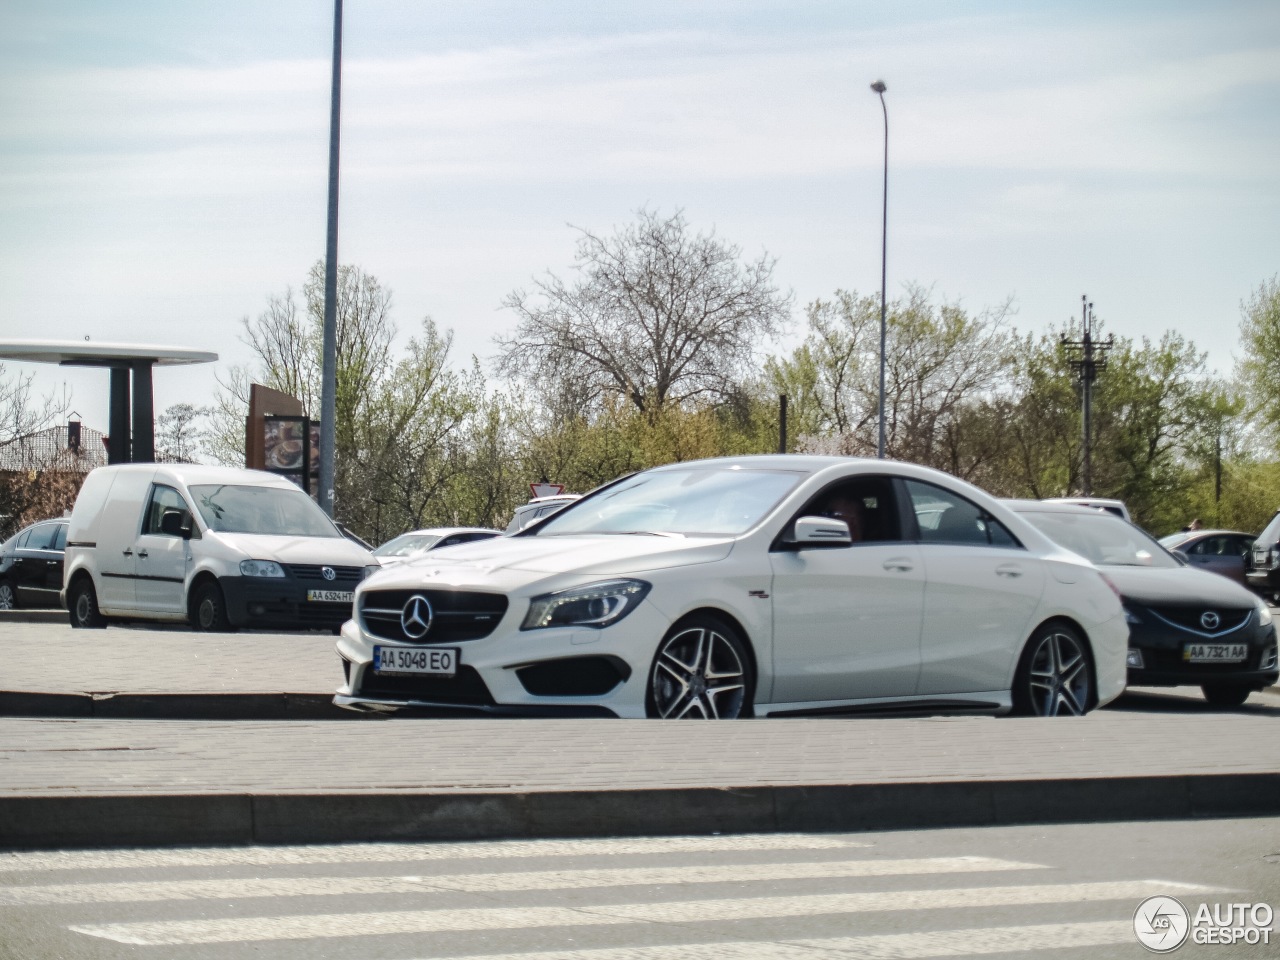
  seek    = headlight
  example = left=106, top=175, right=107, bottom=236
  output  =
left=1124, top=605, right=1142, bottom=626
left=362, top=564, right=381, bottom=581
left=521, top=579, right=651, bottom=631
left=240, top=559, right=285, bottom=578
left=1257, top=601, right=1273, bottom=627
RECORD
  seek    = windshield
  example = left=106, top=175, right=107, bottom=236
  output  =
left=190, top=484, right=341, bottom=538
left=534, top=467, right=804, bottom=537
left=372, top=533, right=441, bottom=558
left=1020, top=510, right=1179, bottom=568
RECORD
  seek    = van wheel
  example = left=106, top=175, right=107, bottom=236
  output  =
left=191, top=581, right=233, bottom=632
left=68, top=578, right=106, bottom=629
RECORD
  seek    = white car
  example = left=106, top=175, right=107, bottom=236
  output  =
left=504, top=495, right=581, bottom=534
left=335, top=456, right=1127, bottom=719
left=372, top=528, right=502, bottom=566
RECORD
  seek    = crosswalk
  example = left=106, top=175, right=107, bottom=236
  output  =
left=0, top=832, right=1220, bottom=958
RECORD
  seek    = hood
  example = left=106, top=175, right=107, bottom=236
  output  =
left=208, top=532, right=374, bottom=567
left=363, top=533, right=734, bottom=594
left=1104, top=564, right=1259, bottom=609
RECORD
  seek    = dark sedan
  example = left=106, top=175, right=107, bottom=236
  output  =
left=0, top=518, right=69, bottom=610
left=1158, top=529, right=1255, bottom=587
left=1007, top=501, right=1278, bottom=707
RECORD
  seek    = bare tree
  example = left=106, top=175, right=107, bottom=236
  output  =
left=497, top=209, right=792, bottom=413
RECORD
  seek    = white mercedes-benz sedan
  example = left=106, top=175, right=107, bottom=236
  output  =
left=334, top=456, right=1127, bottom=719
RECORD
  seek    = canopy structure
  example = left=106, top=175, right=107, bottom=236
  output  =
left=0, top=340, right=218, bottom=464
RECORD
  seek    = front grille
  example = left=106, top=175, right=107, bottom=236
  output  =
left=356, top=664, right=495, bottom=707
left=286, top=564, right=364, bottom=585
left=360, top=589, right=508, bottom=644
left=1147, top=605, right=1252, bottom=637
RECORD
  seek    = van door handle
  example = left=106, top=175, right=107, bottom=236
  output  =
left=883, top=558, right=914, bottom=572
left=137, top=549, right=149, bottom=559
left=122, top=548, right=132, bottom=557
left=996, top=563, right=1022, bottom=578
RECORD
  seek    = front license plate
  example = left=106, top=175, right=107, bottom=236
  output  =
left=1184, top=643, right=1247, bottom=663
left=307, top=589, right=353, bottom=603
left=373, top=646, right=458, bottom=676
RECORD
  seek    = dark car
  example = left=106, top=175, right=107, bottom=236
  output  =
left=1008, top=500, right=1279, bottom=707
left=1159, top=529, right=1256, bottom=587
left=1247, top=509, right=1280, bottom=602
left=0, top=518, right=69, bottom=610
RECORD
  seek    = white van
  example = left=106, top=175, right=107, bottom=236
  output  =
left=62, top=464, right=376, bottom=632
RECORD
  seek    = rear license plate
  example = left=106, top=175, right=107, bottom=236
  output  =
left=373, top=646, right=458, bottom=676
left=1183, top=643, right=1247, bottom=663
left=307, top=589, right=353, bottom=603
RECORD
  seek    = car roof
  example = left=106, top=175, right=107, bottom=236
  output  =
left=389, top=527, right=501, bottom=538
left=1003, top=498, right=1110, bottom=515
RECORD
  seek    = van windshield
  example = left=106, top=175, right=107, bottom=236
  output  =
left=189, top=485, right=341, bottom=538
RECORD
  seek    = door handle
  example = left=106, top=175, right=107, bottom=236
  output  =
left=883, top=558, right=914, bottom=572
left=137, top=549, right=149, bottom=559
left=996, top=563, right=1022, bottom=578
left=122, top=548, right=133, bottom=557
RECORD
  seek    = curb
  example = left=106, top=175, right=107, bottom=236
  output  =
left=0, top=609, right=67, bottom=624
left=0, top=691, right=353, bottom=721
left=1, top=773, right=1276, bottom=849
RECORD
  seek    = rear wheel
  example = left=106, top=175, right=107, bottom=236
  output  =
left=1011, top=622, right=1093, bottom=716
left=190, top=580, right=233, bottom=632
left=68, top=577, right=106, bottom=629
left=1202, top=683, right=1251, bottom=707
left=646, top=615, right=753, bottom=719
left=0, top=580, right=15, bottom=610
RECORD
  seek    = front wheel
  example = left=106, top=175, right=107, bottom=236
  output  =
left=0, top=579, right=15, bottom=610
left=646, top=615, right=753, bottom=719
left=68, top=577, right=106, bottom=629
left=190, top=581, right=233, bottom=632
left=1202, top=683, right=1251, bottom=707
left=1011, top=623, right=1093, bottom=716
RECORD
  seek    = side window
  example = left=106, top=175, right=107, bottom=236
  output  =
left=143, top=485, right=192, bottom=536
left=804, top=476, right=902, bottom=543
left=52, top=524, right=68, bottom=551
left=12, top=529, right=31, bottom=550
left=1186, top=539, right=1207, bottom=556
left=26, top=523, right=58, bottom=550
left=904, top=480, right=1021, bottom=548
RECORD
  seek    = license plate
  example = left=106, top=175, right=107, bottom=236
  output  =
left=1183, top=643, right=1247, bottom=663
left=373, top=646, right=458, bottom=676
left=307, top=589, right=353, bottom=603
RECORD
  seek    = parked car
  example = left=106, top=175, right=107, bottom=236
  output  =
left=63, top=464, right=377, bottom=632
left=0, top=518, right=69, bottom=609
left=504, top=495, right=581, bottom=534
left=1008, top=500, right=1278, bottom=707
left=373, top=527, right=501, bottom=565
left=1158, top=529, right=1255, bottom=587
left=1042, top=497, right=1131, bottom=522
left=1247, top=508, right=1280, bottom=602
left=335, top=456, right=1127, bottom=719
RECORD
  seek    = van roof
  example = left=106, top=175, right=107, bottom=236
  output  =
left=92, top=463, right=302, bottom=489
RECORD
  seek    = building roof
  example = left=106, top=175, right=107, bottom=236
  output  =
left=0, top=424, right=109, bottom=473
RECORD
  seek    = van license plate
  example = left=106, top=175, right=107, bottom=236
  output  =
left=373, top=646, right=457, bottom=676
left=307, top=590, right=353, bottom=603
left=1183, top=643, right=1247, bottom=663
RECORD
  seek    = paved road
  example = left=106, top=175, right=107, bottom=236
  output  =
left=1, top=819, right=1274, bottom=959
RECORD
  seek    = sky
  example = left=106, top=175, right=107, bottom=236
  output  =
left=1, top=0, right=1278, bottom=435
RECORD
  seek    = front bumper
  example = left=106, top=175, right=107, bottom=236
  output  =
left=1125, top=613, right=1278, bottom=690
left=222, top=576, right=354, bottom=630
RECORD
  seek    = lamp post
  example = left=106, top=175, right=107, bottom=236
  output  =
left=319, top=0, right=343, bottom=517
left=870, top=80, right=888, bottom=459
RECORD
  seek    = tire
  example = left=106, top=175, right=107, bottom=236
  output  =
left=1011, top=622, right=1094, bottom=717
left=190, top=580, right=233, bottom=632
left=0, top=580, right=15, bottom=611
left=646, top=615, right=753, bottom=719
left=68, top=577, right=106, bottom=629
left=1202, top=683, right=1251, bottom=707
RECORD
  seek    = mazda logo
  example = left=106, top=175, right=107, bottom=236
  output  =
left=321, top=566, right=336, bottom=581
left=1200, top=610, right=1220, bottom=631
left=401, top=594, right=434, bottom=640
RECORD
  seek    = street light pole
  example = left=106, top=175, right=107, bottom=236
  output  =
left=871, top=80, right=888, bottom=460
left=319, top=0, right=343, bottom=517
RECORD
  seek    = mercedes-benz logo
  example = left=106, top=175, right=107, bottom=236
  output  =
left=400, top=594, right=434, bottom=640
left=321, top=566, right=336, bottom=581
left=1201, top=610, right=1220, bottom=631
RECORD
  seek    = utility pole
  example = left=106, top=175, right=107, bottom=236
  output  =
left=318, top=0, right=343, bottom=517
left=1060, top=295, right=1113, bottom=496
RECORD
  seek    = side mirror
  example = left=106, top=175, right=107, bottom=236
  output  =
left=791, top=515, right=852, bottom=548
left=160, top=510, right=193, bottom=540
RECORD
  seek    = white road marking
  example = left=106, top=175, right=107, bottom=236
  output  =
left=1, top=855, right=1040, bottom=905
left=68, top=880, right=1210, bottom=945
left=0, top=834, right=866, bottom=873
left=394, top=920, right=1135, bottom=959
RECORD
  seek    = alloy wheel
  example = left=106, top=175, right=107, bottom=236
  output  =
left=0, top=583, right=14, bottom=610
left=1026, top=630, right=1091, bottom=716
left=650, top=625, right=747, bottom=719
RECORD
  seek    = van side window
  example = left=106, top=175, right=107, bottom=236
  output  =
left=144, top=485, right=192, bottom=536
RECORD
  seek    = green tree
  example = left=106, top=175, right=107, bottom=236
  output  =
left=1236, top=274, right=1280, bottom=445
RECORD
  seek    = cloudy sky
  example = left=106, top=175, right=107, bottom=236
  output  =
left=1, top=1, right=1277, bottom=433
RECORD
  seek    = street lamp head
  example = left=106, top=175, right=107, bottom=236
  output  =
left=870, top=80, right=887, bottom=94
